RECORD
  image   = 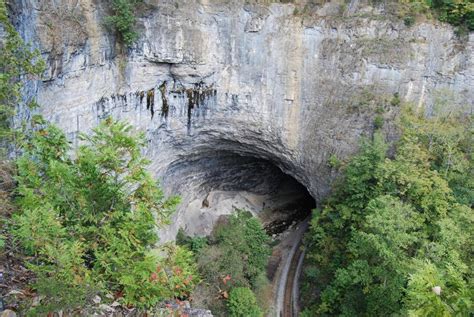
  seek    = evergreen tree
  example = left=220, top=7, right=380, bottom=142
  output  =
left=12, top=118, right=199, bottom=313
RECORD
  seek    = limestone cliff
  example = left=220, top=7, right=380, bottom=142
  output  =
left=11, top=0, right=473, bottom=241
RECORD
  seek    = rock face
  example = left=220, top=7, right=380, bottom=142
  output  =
left=11, top=1, right=473, bottom=240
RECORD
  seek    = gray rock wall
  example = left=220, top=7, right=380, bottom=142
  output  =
left=12, top=0, right=474, bottom=240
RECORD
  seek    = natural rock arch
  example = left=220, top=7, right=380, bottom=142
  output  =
left=155, top=136, right=316, bottom=241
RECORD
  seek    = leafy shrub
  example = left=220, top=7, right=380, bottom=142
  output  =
left=404, top=14, right=416, bottom=26
left=211, top=211, right=271, bottom=288
left=227, top=287, right=262, bottom=317
left=27, top=241, right=97, bottom=315
left=405, top=260, right=472, bottom=316
left=161, top=244, right=201, bottom=299
left=390, top=92, right=401, bottom=107
left=0, top=234, right=5, bottom=251
left=105, top=0, right=142, bottom=46
left=373, top=115, right=384, bottom=129
left=119, top=245, right=199, bottom=307
left=375, top=105, right=385, bottom=114
left=431, top=0, right=474, bottom=31
left=327, top=154, right=342, bottom=169
left=176, top=228, right=208, bottom=254
left=12, top=118, right=189, bottom=312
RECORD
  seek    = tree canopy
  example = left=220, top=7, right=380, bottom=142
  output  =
left=12, top=118, right=200, bottom=313
left=301, top=107, right=473, bottom=316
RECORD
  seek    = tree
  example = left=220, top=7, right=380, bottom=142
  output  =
left=405, top=260, right=472, bottom=317
left=317, top=196, right=424, bottom=315
left=302, top=107, right=473, bottom=316
left=194, top=210, right=270, bottom=315
left=105, top=0, right=142, bottom=46
left=303, top=132, right=388, bottom=299
left=206, top=210, right=271, bottom=288
left=12, top=118, right=191, bottom=312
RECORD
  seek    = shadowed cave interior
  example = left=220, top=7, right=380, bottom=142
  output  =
left=162, top=150, right=316, bottom=237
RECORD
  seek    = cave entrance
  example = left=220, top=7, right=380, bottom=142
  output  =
left=166, top=150, right=316, bottom=238
left=164, top=149, right=316, bottom=312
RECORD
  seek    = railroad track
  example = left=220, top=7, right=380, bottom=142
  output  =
left=275, top=218, right=309, bottom=317
left=283, top=239, right=303, bottom=317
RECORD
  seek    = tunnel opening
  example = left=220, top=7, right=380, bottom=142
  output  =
left=163, top=150, right=316, bottom=239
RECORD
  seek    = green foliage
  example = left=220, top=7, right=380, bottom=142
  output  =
left=0, top=0, right=44, bottom=150
left=119, top=244, right=199, bottom=307
left=391, top=92, right=401, bottom=107
left=373, top=115, right=384, bottom=129
left=176, top=228, right=209, bottom=254
left=405, top=260, right=472, bottom=316
left=319, top=196, right=424, bottom=315
left=11, top=118, right=194, bottom=312
left=211, top=211, right=271, bottom=288
left=195, top=210, right=271, bottom=315
left=404, top=14, right=416, bottom=26
left=400, top=108, right=473, bottom=206
left=227, top=287, right=262, bottom=317
left=400, top=0, right=474, bottom=31
left=302, top=106, right=473, bottom=316
left=190, top=236, right=208, bottom=254
left=431, top=0, right=474, bottom=31
left=327, top=154, right=342, bottom=169
left=27, top=241, right=97, bottom=314
left=0, top=234, right=5, bottom=251
left=105, top=0, right=142, bottom=46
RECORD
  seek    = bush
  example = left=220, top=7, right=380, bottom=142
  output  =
left=373, top=115, right=384, bottom=129
left=404, top=14, right=416, bottom=26
left=105, top=0, right=142, bottom=46
left=390, top=92, right=401, bottom=107
left=176, top=228, right=208, bottom=254
left=0, top=235, right=5, bottom=251
left=328, top=154, right=342, bottom=169
left=400, top=0, right=474, bottom=31
left=405, top=260, right=472, bottom=316
left=119, top=245, right=200, bottom=307
left=227, top=287, right=262, bottom=317
left=11, top=118, right=190, bottom=312
left=26, top=241, right=97, bottom=314
left=431, top=0, right=474, bottom=31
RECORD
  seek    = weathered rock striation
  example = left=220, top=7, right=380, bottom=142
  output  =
left=10, top=0, right=474, bottom=241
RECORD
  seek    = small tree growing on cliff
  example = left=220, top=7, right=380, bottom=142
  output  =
left=105, top=0, right=143, bottom=46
